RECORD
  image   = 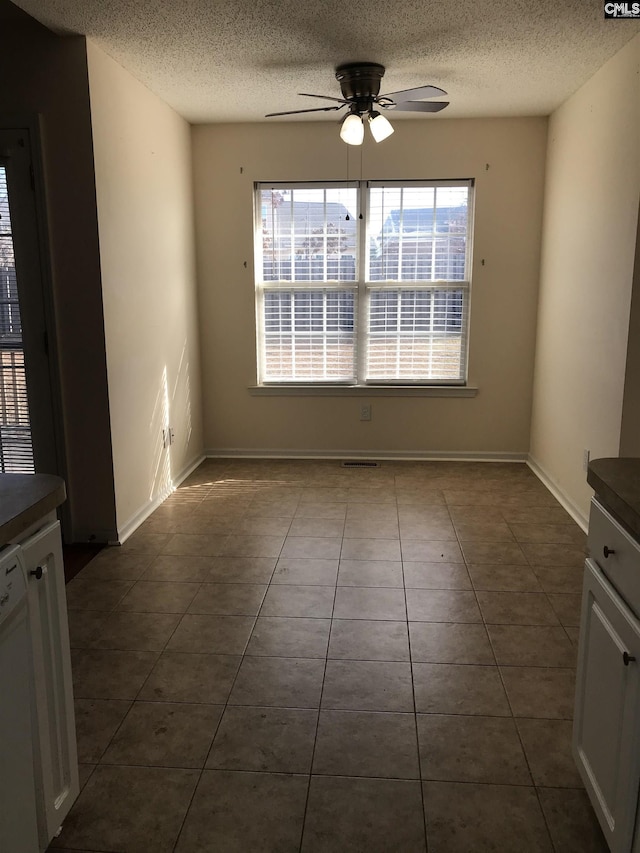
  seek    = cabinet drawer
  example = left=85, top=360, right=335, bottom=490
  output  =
left=589, top=499, right=640, bottom=618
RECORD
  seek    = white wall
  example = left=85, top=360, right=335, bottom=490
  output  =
left=193, top=117, right=547, bottom=458
left=530, top=34, right=640, bottom=524
left=87, top=41, right=203, bottom=537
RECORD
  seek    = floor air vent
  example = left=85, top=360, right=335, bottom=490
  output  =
left=341, top=461, right=381, bottom=468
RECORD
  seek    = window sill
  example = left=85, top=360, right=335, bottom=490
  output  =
left=248, top=385, right=478, bottom=398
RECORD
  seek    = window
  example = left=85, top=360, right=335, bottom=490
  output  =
left=255, top=180, right=473, bottom=385
left=0, top=164, right=34, bottom=472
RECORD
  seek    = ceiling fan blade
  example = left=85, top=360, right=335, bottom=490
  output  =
left=380, top=85, right=448, bottom=103
left=387, top=101, right=450, bottom=113
left=265, top=105, right=345, bottom=117
left=298, top=93, right=350, bottom=104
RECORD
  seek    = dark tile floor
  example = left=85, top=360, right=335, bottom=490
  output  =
left=62, top=543, right=105, bottom=583
left=52, top=459, right=609, bottom=852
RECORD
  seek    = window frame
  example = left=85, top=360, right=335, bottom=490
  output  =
left=254, top=179, right=474, bottom=388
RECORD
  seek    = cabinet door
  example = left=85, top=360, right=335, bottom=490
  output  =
left=574, top=558, right=640, bottom=853
left=23, top=520, right=79, bottom=848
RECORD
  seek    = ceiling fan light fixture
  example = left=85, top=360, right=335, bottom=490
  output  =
left=340, top=111, right=364, bottom=145
left=368, top=110, right=394, bottom=142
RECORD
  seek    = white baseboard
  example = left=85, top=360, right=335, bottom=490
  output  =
left=527, top=454, right=589, bottom=532
left=204, top=448, right=529, bottom=463
left=114, top=453, right=206, bottom=545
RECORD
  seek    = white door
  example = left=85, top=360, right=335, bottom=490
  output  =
left=0, top=126, right=60, bottom=477
left=573, top=558, right=640, bottom=852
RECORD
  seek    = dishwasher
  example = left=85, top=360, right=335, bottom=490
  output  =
left=0, top=543, right=39, bottom=853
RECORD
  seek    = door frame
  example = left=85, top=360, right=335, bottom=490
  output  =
left=0, top=115, right=69, bottom=533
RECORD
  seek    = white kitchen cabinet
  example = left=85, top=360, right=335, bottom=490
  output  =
left=574, top=557, right=640, bottom=852
left=0, top=544, right=40, bottom=853
left=22, top=516, right=79, bottom=849
left=0, top=474, right=76, bottom=850
left=574, top=495, right=640, bottom=853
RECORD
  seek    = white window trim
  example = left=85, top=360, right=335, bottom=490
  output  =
left=254, top=179, right=475, bottom=389
left=248, top=384, right=478, bottom=397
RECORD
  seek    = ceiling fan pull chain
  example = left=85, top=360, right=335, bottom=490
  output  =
left=345, top=140, right=350, bottom=215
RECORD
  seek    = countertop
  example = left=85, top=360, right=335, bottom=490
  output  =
left=587, top=457, right=640, bottom=540
left=0, top=473, right=66, bottom=545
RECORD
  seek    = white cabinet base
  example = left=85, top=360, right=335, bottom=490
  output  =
left=23, top=519, right=79, bottom=849
left=574, top=557, right=640, bottom=853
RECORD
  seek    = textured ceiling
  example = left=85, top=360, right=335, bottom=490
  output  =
left=11, top=0, right=640, bottom=123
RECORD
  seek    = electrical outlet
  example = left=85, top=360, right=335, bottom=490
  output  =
left=583, top=448, right=590, bottom=472
left=360, top=404, right=372, bottom=422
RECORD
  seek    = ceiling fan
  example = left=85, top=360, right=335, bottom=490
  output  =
left=265, top=62, right=449, bottom=145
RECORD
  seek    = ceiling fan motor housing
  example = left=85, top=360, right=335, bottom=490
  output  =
left=264, top=63, right=447, bottom=120
left=335, top=62, right=385, bottom=112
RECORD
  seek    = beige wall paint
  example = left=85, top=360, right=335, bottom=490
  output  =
left=193, top=117, right=547, bottom=456
left=620, top=194, right=640, bottom=457
left=87, top=42, right=203, bottom=535
left=530, top=34, right=640, bottom=521
left=0, top=3, right=117, bottom=541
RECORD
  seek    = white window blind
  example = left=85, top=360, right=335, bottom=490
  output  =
left=255, top=180, right=473, bottom=386
left=262, top=289, right=356, bottom=382
left=0, top=166, right=34, bottom=473
left=258, top=184, right=358, bottom=383
left=365, top=181, right=471, bottom=383
left=367, top=287, right=467, bottom=381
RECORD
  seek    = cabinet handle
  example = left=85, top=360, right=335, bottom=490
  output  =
left=623, top=652, right=636, bottom=666
left=603, top=546, right=616, bottom=559
left=30, top=566, right=43, bottom=580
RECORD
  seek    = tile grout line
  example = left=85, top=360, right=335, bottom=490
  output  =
left=400, top=481, right=431, bottom=853
left=168, top=485, right=288, bottom=853
left=69, top=552, right=212, bottom=853
left=449, top=493, right=557, bottom=827
left=137, top=489, right=256, bottom=848
left=499, top=511, right=578, bottom=853
left=483, top=554, right=565, bottom=853
left=71, top=549, right=207, bottom=789
left=296, top=526, right=340, bottom=853
left=502, top=513, right=582, bottom=649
